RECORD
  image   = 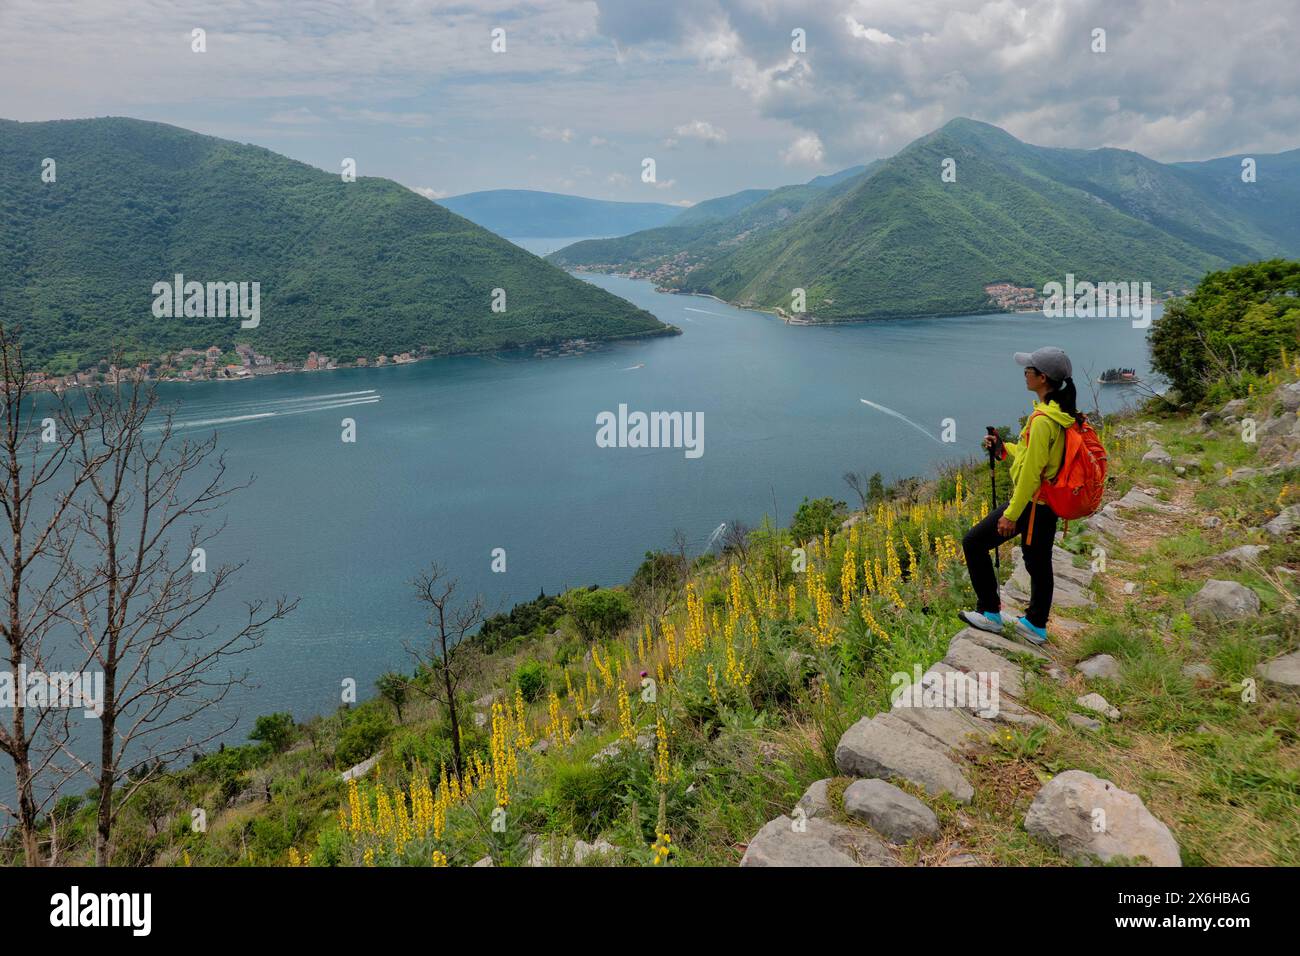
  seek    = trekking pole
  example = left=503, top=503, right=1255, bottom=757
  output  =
left=986, top=426, right=1000, bottom=569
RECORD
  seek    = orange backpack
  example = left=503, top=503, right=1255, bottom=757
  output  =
left=1024, top=411, right=1108, bottom=544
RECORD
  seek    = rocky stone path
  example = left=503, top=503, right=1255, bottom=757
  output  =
left=740, top=608, right=1181, bottom=867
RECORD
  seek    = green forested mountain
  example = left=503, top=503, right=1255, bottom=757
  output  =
left=551, top=166, right=870, bottom=276
left=0, top=118, right=672, bottom=373
left=550, top=119, right=1300, bottom=321
left=436, top=189, right=681, bottom=238
left=665, top=188, right=771, bottom=227
left=660, top=166, right=873, bottom=231
left=1171, top=148, right=1300, bottom=254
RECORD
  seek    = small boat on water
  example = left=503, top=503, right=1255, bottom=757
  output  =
left=1098, top=367, right=1140, bottom=385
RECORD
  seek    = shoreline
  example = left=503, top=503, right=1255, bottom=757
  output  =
left=35, top=323, right=681, bottom=393
left=567, top=266, right=1171, bottom=327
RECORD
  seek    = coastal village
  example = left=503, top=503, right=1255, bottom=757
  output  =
left=27, top=344, right=422, bottom=391
left=982, top=280, right=1188, bottom=313
left=26, top=336, right=606, bottom=391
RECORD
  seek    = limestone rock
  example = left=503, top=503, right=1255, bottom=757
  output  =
left=943, top=636, right=1027, bottom=700
left=1265, top=505, right=1300, bottom=537
left=1066, top=713, right=1102, bottom=731
left=1025, top=770, right=1181, bottom=866
left=887, top=697, right=995, bottom=752
left=1076, top=653, right=1121, bottom=680
left=1275, top=382, right=1300, bottom=413
left=1141, top=443, right=1172, bottom=466
left=842, top=779, right=940, bottom=844
left=795, top=778, right=833, bottom=820
left=590, top=732, right=654, bottom=763
left=528, top=836, right=617, bottom=867
left=1076, top=692, right=1120, bottom=720
left=574, top=838, right=617, bottom=864
left=1187, top=579, right=1260, bottom=622
left=740, top=815, right=897, bottom=867
left=1181, top=662, right=1214, bottom=680
left=953, top=625, right=1050, bottom=661
left=835, top=716, right=974, bottom=803
left=1003, top=545, right=1094, bottom=608
left=1112, top=489, right=1180, bottom=513
left=1256, top=650, right=1300, bottom=688
left=1217, top=467, right=1260, bottom=486
left=1087, top=505, right=1129, bottom=541
left=1219, top=398, right=1248, bottom=420
left=473, top=690, right=503, bottom=709
left=1211, top=544, right=1269, bottom=565
left=473, top=855, right=494, bottom=867
left=340, top=752, right=380, bottom=783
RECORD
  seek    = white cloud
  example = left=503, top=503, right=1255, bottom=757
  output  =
left=780, top=133, right=824, bottom=166
left=845, top=18, right=898, bottom=45
left=532, top=126, right=575, bottom=143
left=672, top=119, right=728, bottom=145
left=591, top=0, right=1300, bottom=162
left=4, top=0, right=1298, bottom=199
left=411, top=186, right=449, bottom=200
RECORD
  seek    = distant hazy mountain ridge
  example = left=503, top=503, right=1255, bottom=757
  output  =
left=437, top=189, right=682, bottom=238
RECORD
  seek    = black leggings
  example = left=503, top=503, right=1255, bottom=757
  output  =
left=961, top=501, right=1058, bottom=628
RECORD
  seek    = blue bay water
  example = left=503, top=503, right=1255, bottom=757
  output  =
left=28, top=241, right=1163, bottom=763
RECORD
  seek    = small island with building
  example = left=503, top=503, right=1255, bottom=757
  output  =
left=1098, top=367, right=1141, bottom=385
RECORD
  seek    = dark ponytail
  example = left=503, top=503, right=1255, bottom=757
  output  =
left=1046, top=376, right=1081, bottom=422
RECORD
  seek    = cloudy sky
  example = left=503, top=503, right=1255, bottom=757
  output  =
left=1, top=0, right=1297, bottom=204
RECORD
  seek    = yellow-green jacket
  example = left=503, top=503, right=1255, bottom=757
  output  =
left=999, top=400, right=1075, bottom=521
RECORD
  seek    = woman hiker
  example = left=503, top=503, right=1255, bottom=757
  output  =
left=959, top=346, right=1079, bottom=646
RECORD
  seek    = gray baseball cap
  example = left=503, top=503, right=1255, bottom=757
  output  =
left=1014, top=346, right=1072, bottom=383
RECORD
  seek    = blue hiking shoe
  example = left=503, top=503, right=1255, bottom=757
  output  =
left=1015, top=616, right=1049, bottom=646
left=959, top=610, right=1005, bottom=634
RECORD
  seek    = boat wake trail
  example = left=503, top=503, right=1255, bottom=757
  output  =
left=167, top=390, right=382, bottom=431
left=859, top=398, right=942, bottom=443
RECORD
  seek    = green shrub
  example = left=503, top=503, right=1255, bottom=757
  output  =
left=790, top=496, right=847, bottom=543
left=515, top=660, right=548, bottom=702
left=540, top=759, right=627, bottom=839
left=1150, top=259, right=1300, bottom=403
left=313, top=826, right=348, bottom=866
left=568, top=587, right=634, bottom=642
left=249, top=712, right=296, bottom=753
left=334, top=707, right=393, bottom=767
